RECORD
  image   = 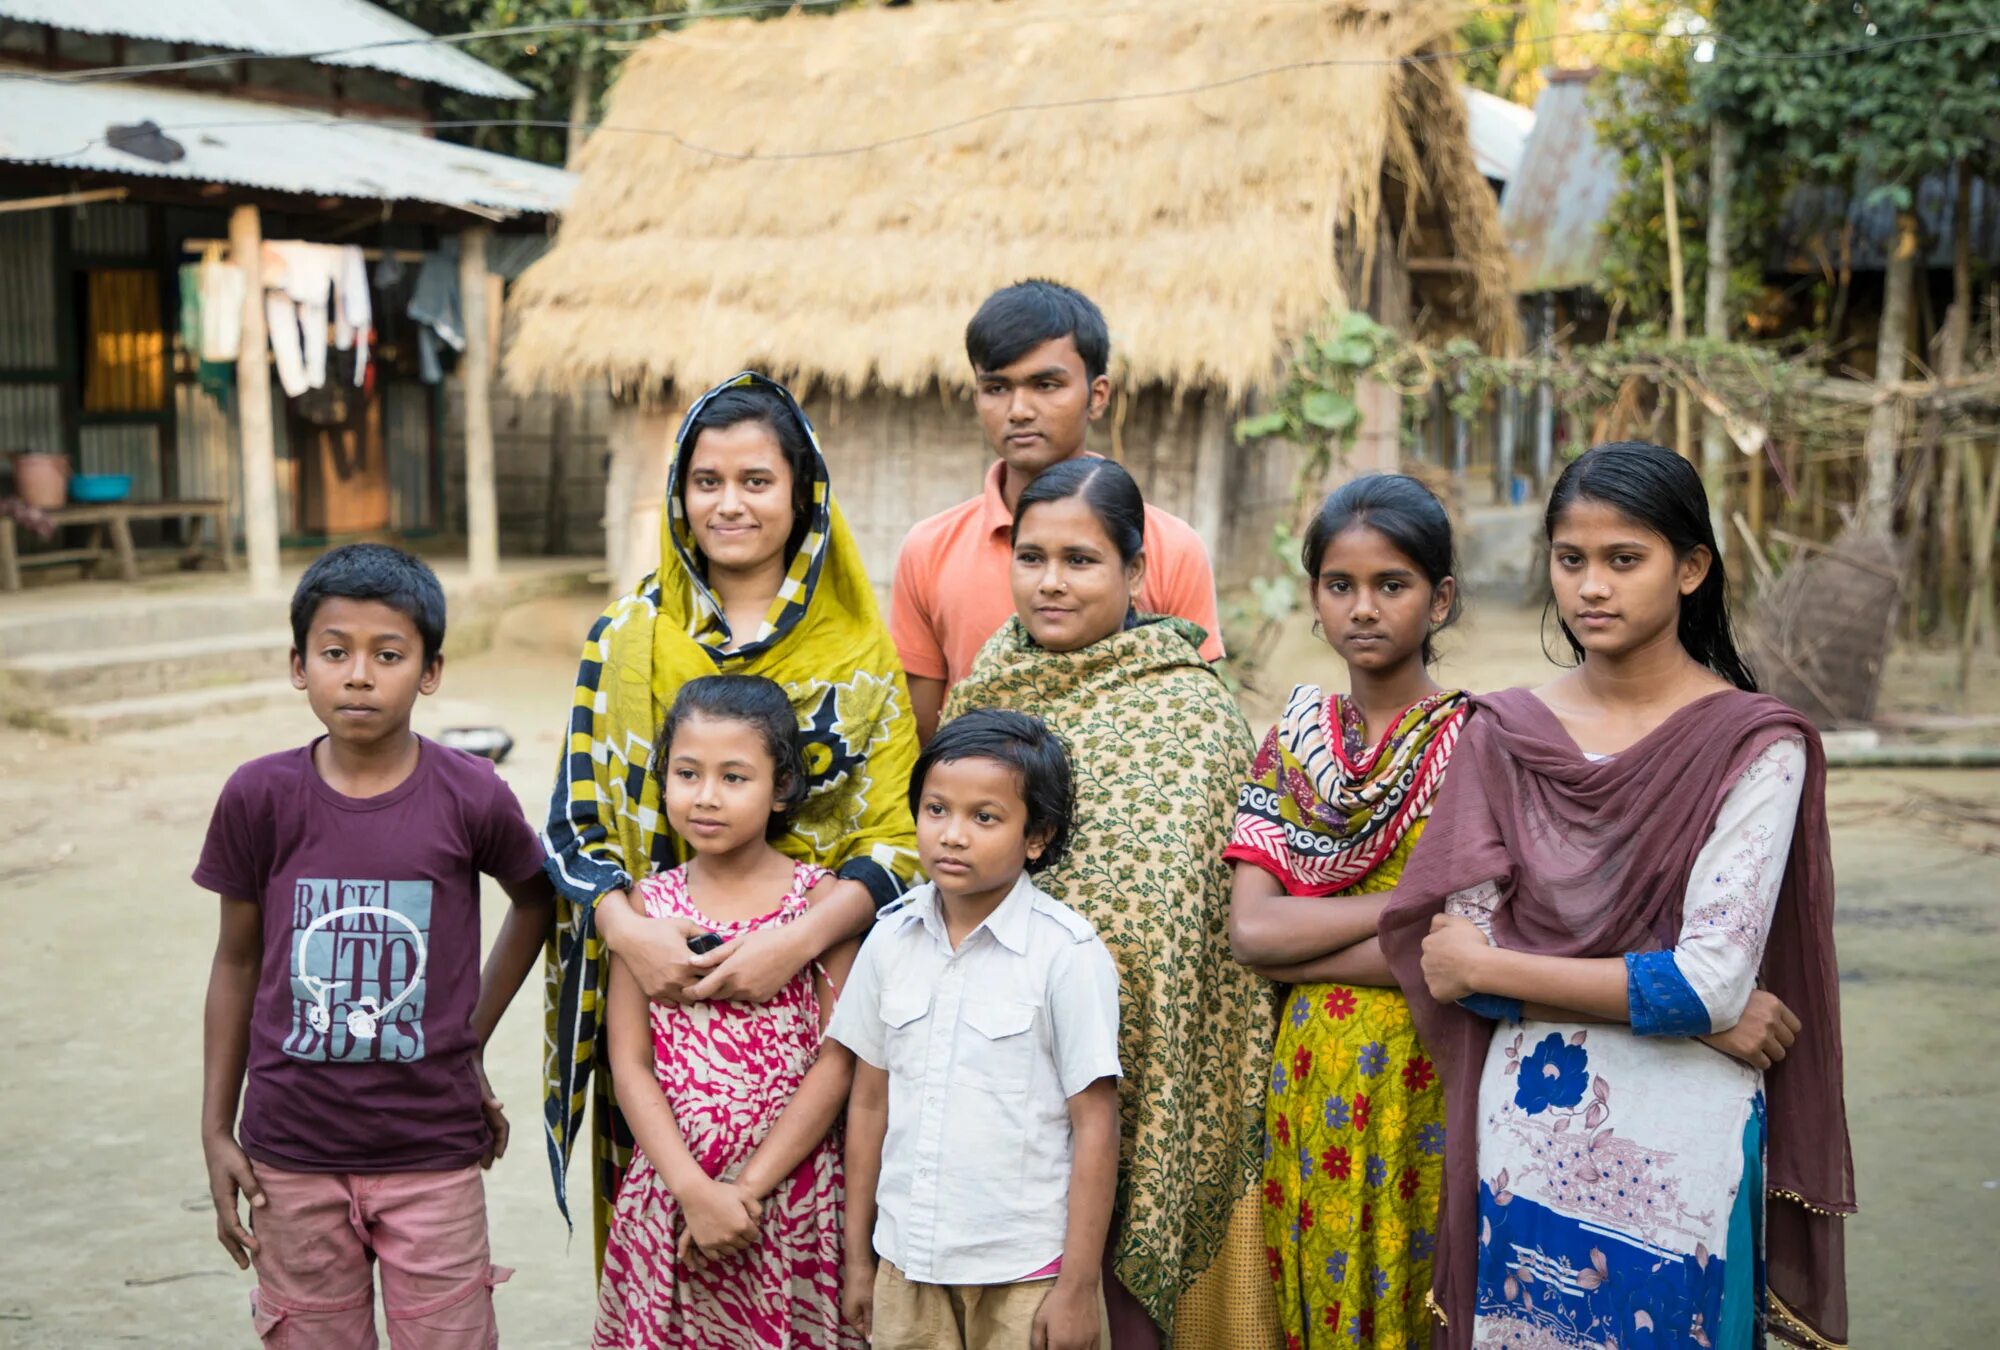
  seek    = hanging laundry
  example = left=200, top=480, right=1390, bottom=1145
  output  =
left=259, top=242, right=377, bottom=397
left=407, top=239, right=463, bottom=385
left=330, top=244, right=371, bottom=387
left=197, top=256, right=244, bottom=362
left=262, top=241, right=337, bottom=398
left=372, top=246, right=406, bottom=291
left=177, top=263, right=235, bottom=408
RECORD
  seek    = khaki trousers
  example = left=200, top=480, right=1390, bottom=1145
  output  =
left=872, top=1260, right=1114, bottom=1350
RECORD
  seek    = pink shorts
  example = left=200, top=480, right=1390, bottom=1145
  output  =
left=246, top=1162, right=511, bottom=1349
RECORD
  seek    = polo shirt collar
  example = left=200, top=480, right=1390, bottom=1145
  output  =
left=979, top=459, right=1013, bottom=539
left=913, top=871, right=1039, bottom=956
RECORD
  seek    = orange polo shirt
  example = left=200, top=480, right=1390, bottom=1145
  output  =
left=890, top=459, right=1226, bottom=687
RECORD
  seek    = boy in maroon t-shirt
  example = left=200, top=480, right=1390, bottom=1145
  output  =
left=196, top=544, right=553, bottom=1348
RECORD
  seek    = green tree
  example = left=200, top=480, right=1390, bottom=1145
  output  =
left=1589, top=3, right=1783, bottom=336
left=1702, top=0, right=2000, bottom=530
left=381, top=0, right=687, bottom=166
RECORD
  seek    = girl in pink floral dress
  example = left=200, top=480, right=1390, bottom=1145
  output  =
left=594, top=676, right=862, bottom=1350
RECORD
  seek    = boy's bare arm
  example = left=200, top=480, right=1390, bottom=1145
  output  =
left=465, top=870, right=556, bottom=1166
left=908, top=675, right=945, bottom=746
left=841, top=1059, right=890, bottom=1340
left=738, top=1041, right=856, bottom=1201
left=1035, top=1078, right=1119, bottom=1350
left=738, top=940, right=861, bottom=1200
left=201, top=897, right=265, bottom=1270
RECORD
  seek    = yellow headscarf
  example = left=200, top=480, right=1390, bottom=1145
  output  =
left=540, top=372, right=920, bottom=1243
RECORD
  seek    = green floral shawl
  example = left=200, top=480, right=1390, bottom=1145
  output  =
left=943, top=616, right=1273, bottom=1333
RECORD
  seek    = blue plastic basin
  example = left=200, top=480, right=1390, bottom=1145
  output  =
left=68, top=473, right=133, bottom=503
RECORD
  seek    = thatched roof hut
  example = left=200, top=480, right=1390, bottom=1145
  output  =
left=508, top=0, right=1517, bottom=591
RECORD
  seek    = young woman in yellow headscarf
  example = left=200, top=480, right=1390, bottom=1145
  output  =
left=539, top=373, right=921, bottom=1252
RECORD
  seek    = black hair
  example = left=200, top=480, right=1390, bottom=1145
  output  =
left=290, top=543, right=446, bottom=663
left=1011, top=457, right=1146, bottom=566
left=654, top=674, right=809, bottom=839
left=910, top=708, right=1074, bottom=874
left=965, top=279, right=1111, bottom=383
left=679, top=383, right=817, bottom=563
left=1301, top=473, right=1461, bottom=666
left=1544, top=440, right=1758, bottom=692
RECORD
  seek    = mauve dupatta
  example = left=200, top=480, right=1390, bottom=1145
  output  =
left=1379, top=686, right=1854, bottom=1350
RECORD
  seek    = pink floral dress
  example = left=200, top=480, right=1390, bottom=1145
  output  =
left=593, top=860, right=860, bottom=1350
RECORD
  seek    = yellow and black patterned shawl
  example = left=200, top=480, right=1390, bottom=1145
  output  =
left=539, top=373, right=921, bottom=1251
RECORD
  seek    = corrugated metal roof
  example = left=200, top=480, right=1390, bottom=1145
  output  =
left=1459, top=86, right=1535, bottom=185
left=1778, top=169, right=2000, bottom=273
left=0, top=0, right=530, bottom=99
left=1496, top=73, right=1621, bottom=295
left=0, top=71, right=572, bottom=216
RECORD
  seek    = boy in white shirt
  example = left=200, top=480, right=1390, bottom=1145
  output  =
left=830, top=709, right=1121, bottom=1350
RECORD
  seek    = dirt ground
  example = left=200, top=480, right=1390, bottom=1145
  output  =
left=1, top=591, right=1995, bottom=1347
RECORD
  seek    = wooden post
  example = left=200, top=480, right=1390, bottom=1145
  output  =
left=459, top=225, right=498, bottom=584
left=1960, top=442, right=2000, bottom=695
left=1189, top=395, right=1228, bottom=563
left=1534, top=295, right=1555, bottom=486
left=1701, top=121, right=1734, bottom=542
left=1938, top=167, right=1974, bottom=635
left=1661, top=149, right=1692, bottom=462
left=230, top=204, right=281, bottom=595
left=1861, top=211, right=1919, bottom=534
left=1450, top=373, right=1470, bottom=479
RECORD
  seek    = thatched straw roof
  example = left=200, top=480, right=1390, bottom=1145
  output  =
left=507, top=0, right=1518, bottom=402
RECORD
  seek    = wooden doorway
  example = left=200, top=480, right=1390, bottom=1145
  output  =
left=290, top=379, right=389, bottom=535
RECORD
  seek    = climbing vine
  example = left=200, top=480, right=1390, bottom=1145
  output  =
left=1226, top=314, right=1835, bottom=640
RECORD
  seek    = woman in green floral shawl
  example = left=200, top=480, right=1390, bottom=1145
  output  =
left=942, top=458, right=1272, bottom=1345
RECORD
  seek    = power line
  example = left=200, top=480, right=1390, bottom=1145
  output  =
left=7, top=4, right=1998, bottom=88
left=12, top=14, right=2000, bottom=170
left=26, top=1, right=845, bottom=85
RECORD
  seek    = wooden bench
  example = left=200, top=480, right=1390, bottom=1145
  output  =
left=0, top=499, right=234, bottom=592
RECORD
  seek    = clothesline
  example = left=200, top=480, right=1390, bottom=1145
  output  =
left=184, top=238, right=465, bottom=392
left=181, top=238, right=428, bottom=263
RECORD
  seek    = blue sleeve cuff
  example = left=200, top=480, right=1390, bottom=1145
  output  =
left=1625, top=950, right=1711, bottom=1036
left=1458, top=993, right=1522, bottom=1023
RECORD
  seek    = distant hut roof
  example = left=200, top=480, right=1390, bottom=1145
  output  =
left=1460, top=86, right=1536, bottom=186
left=0, top=0, right=531, bottom=99
left=507, top=0, right=1516, bottom=401
left=1498, top=70, right=1620, bottom=295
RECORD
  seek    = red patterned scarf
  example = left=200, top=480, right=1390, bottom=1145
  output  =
left=1225, top=685, right=1467, bottom=895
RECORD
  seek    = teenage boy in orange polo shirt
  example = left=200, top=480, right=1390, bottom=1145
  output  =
left=889, top=280, right=1225, bottom=742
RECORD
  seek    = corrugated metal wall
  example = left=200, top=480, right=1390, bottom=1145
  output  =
left=0, top=210, right=63, bottom=456
left=0, top=384, right=62, bottom=453
left=386, top=381, right=433, bottom=531
left=79, top=424, right=163, bottom=498
left=68, top=202, right=150, bottom=259
left=175, top=380, right=294, bottom=536
left=0, top=212, right=58, bottom=369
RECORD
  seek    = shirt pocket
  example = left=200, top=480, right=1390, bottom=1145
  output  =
left=959, top=999, right=1038, bottom=1094
left=879, top=989, right=932, bottom=1077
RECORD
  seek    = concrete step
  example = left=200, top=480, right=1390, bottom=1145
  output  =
left=0, top=630, right=294, bottom=708
left=39, top=678, right=300, bottom=737
left=0, top=592, right=290, bottom=660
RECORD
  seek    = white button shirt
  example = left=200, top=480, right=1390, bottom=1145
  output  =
left=826, top=873, right=1122, bottom=1285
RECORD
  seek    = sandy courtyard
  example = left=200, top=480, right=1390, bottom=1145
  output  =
left=0, top=591, right=1994, bottom=1347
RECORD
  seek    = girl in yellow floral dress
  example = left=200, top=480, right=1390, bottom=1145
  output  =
left=1226, top=475, right=1469, bottom=1349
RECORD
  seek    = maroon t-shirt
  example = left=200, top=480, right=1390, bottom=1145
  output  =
left=193, top=737, right=547, bottom=1174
